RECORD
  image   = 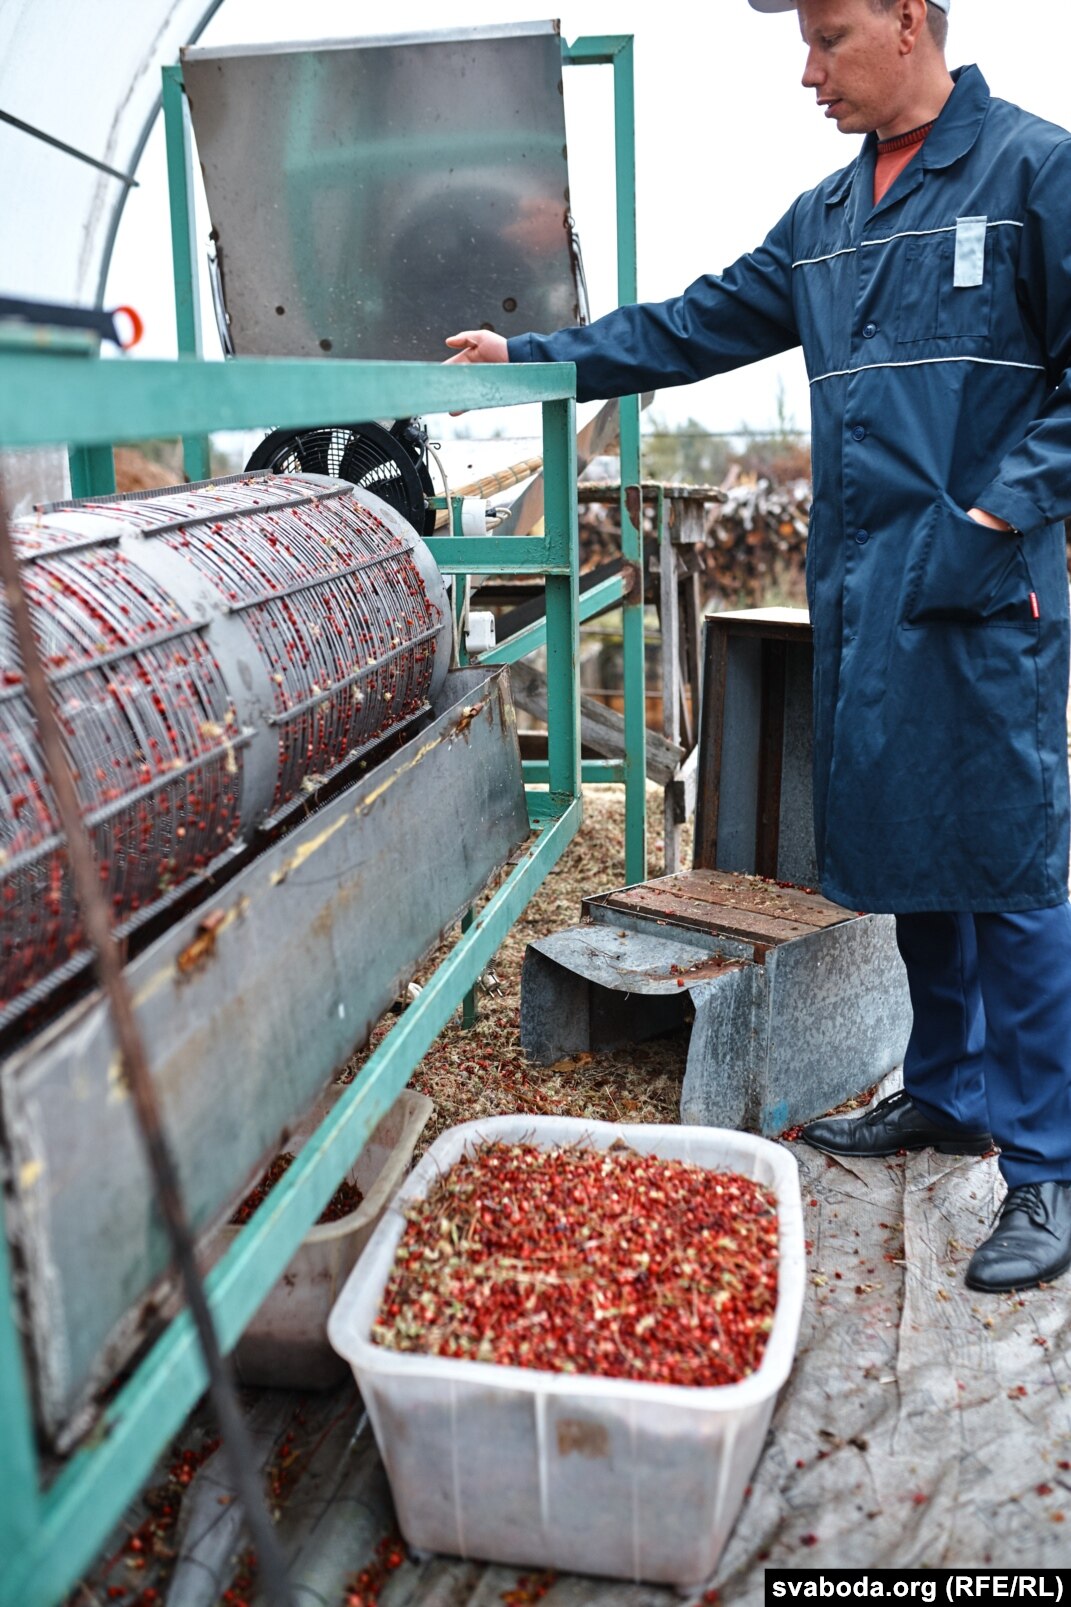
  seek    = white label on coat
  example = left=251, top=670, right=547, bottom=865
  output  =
left=954, top=216, right=988, bottom=288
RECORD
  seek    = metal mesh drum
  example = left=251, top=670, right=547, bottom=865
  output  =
left=0, top=473, right=450, bottom=1022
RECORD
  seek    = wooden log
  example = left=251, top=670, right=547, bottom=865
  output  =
left=508, top=659, right=685, bottom=788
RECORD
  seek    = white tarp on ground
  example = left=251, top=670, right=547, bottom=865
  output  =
left=723, top=1096, right=1071, bottom=1585
left=0, top=0, right=221, bottom=306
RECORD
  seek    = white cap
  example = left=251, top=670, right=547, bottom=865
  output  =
left=750, top=0, right=949, bottom=10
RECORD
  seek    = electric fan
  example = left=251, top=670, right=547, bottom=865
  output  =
left=245, top=419, right=436, bottom=535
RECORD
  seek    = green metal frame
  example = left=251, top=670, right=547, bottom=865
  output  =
left=0, top=40, right=644, bottom=1600
left=162, top=63, right=210, bottom=483
left=0, top=344, right=581, bottom=1607
left=562, top=37, right=646, bottom=885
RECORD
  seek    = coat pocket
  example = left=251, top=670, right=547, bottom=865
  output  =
left=902, top=499, right=1036, bottom=628
left=897, top=231, right=994, bottom=343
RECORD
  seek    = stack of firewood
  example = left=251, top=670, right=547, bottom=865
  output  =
left=702, top=476, right=811, bottom=608
left=576, top=475, right=813, bottom=608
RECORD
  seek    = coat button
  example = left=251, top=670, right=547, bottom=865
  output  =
left=851, top=425, right=867, bottom=441
left=854, top=528, right=870, bottom=545
left=862, top=322, right=877, bottom=339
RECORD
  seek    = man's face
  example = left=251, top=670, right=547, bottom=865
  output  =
left=798, top=0, right=917, bottom=135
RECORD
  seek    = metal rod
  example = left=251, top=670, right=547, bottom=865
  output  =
left=0, top=733, right=255, bottom=882
left=0, top=351, right=575, bottom=451
left=0, top=109, right=139, bottom=187
left=40, top=482, right=348, bottom=538
left=15, top=530, right=123, bottom=565
left=479, top=571, right=626, bottom=667
left=0, top=617, right=205, bottom=699
left=93, top=0, right=228, bottom=309
left=162, top=65, right=210, bottom=482
left=432, top=455, right=544, bottom=530
left=224, top=542, right=414, bottom=614
left=264, top=633, right=437, bottom=724
left=0, top=478, right=295, bottom=1607
left=523, top=759, right=626, bottom=784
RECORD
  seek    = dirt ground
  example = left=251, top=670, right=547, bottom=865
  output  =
left=345, top=784, right=692, bottom=1153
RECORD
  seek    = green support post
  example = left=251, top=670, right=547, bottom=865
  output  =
left=162, top=64, right=211, bottom=484
left=449, top=495, right=471, bottom=674
left=611, top=39, right=647, bottom=887
left=543, top=395, right=581, bottom=804
left=565, top=38, right=646, bottom=884
left=67, top=443, right=115, bottom=499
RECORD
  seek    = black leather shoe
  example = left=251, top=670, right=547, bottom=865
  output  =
left=801, top=1088, right=993, bottom=1159
left=965, top=1181, right=1071, bottom=1292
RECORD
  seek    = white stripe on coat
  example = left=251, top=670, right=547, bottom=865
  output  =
left=809, top=354, right=1046, bottom=384
left=792, top=220, right=1023, bottom=270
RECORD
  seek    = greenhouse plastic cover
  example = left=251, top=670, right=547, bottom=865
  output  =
left=0, top=0, right=223, bottom=307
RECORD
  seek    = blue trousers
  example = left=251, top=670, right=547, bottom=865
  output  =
left=895, top=903, right=1071, bottom=1187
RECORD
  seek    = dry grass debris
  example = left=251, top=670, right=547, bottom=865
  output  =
left=342, top=786, right=687, bottom=1153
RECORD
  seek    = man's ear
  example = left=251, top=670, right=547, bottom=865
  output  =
left=899, top=0, right=928, bottom=54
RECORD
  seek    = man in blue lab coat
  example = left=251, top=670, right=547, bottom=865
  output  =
left=446, top=0, right=1071, bottom=1292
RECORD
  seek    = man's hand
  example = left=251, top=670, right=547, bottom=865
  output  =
left=967, top=506, right=1014, bottom=531
left=445, top=330, right=509, bottom=366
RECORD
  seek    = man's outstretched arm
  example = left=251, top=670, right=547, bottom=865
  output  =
left=445, top=201, right=802, bottom=404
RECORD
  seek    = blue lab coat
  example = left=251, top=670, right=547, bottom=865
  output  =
left=508, top=66, right=1071, bottom=913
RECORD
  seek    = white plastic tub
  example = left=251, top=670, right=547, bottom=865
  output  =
left=226, top=1087, right=433, bottom=1389
left=327, top=1115, right=805, bottom=1590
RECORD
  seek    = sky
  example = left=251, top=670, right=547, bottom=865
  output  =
left=105, top=0, right=1071, bottom=449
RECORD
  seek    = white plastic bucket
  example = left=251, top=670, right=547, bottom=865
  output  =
left=328, top=1114, right=804, bottom=1589
left=226, top=1088, right=433, bottom=1389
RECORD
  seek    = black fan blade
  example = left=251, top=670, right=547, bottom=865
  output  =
left=288, top=429, right=335, bottom=477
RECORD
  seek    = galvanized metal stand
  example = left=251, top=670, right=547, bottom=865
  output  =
left=520, top=608, right=913, bottom=1134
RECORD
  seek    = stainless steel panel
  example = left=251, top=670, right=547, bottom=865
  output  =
left=1, top=666, right=528, bottom=1447
left=757, top=915, right=912, bottom=1132
left=182, top=23, right=582, bottom=360
left=680, top=916, right=911, bottom=1134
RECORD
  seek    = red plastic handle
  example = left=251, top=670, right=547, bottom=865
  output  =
left=112, top=304, right=144, bottom=350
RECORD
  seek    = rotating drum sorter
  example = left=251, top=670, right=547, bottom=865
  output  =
left=0, top=472, right=450, bottom=1025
